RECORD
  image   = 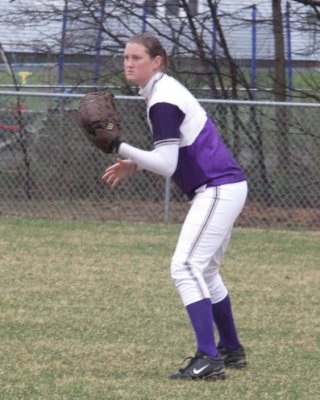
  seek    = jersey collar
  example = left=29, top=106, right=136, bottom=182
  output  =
left=139, top=71, right=165, bottom=101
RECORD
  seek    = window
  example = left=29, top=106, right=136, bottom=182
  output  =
left=165, top=0, right=180, bottom=17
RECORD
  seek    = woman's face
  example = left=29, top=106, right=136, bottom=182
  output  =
left=124, top=42, right=161, bottom=87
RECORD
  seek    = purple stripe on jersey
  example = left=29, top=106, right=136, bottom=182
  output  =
left=154, top=138, right=180, bottom=146
left=149, top=102, right=185, bottom=142
left=172, top=118, right=246, bottom=196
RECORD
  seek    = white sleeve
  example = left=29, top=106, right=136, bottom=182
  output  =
left=118, top=142, right=179, bottom=177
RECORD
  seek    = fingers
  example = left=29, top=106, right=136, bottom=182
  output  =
left=103, top=162, right=119, bottom=175
left=101, top=159, right=136, bottom=188
left=101, top=161, right=123, bottom=187
left=109, top=175, right=120, bottom=188
left=102, top=173, right=119, bottom=188
left=101, top=170, right=118, bottom=187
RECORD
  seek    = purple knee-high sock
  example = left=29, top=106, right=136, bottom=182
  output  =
left=186, top=298, right=219, bottom=357
left=212, top=294, right=241, bottom=350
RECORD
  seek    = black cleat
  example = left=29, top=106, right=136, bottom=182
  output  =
left=218, top=345, right=247, bottom=369
left=170, top=351, right=226, bottom=380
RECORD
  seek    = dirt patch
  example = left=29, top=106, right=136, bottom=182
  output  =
left=0, top=199, right=319, bottom=230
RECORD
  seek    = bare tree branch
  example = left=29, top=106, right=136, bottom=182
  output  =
left=291, top=0, right=320, bottom=18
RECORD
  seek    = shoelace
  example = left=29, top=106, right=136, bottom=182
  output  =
left=178, top=354, right=201, bottom=372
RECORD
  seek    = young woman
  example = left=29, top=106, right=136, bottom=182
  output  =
left=101, top=32, right=248, bottom=380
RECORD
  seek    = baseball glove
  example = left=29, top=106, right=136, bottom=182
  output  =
left=77, top=91, right=122, bottom=153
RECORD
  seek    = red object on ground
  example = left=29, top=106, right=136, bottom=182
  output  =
left=0, top=124, right=21, bottom=132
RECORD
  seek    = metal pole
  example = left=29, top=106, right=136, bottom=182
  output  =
left=164, top=177, right=171, bottom=222
left=251, top=4, right=257, bottom=94
left=94, top=0, right=106, bottom=86
left=211, top=2, right=217, bottom=55
left=286, top=1, right=293, bottom=92
left=58, top=0, right=68, bottom=87
left=142, top=6, right=148, bottom=32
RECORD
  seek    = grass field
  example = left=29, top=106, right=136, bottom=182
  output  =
left=0, top=216, right=319, bottom=399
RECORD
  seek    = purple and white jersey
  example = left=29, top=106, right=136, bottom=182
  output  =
left=139, top=72, right=246, bottom=198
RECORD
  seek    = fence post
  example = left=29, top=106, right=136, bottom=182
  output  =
left=58, top=0, right=68, bottom=87
left=210, top=2, right=217, bottom=55
left=251, top=4, right=257, bottom=95
left=286, top=1, right=293, bottom=92
left=164, top=177, right=171, bottom=222
left=94, top=0, right=106, bottom=86
left=142, top=6, right=148, bottom=32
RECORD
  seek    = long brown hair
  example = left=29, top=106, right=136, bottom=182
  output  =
left=127, top=33, right=168, bottom=71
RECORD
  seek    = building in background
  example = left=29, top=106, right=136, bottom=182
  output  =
left=0, top=0, right=318, bottom=65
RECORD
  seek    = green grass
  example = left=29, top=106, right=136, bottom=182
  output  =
left=1, top=67, right=319, bottom=91
left=0, top=216, right=319, bottom=399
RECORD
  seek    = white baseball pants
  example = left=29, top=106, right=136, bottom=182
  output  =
left=171, top=181, right=248, bottom=307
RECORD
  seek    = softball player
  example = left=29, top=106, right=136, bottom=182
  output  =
left=102, top=33, right=248, bottom=380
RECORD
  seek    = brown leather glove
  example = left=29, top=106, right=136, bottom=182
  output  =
left=77, top=91, right=122, bottom=153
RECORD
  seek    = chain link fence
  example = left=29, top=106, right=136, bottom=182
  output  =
left=0, top=91, right=319, bottom=229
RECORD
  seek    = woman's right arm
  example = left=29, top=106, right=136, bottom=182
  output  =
left=101, top=141, right=179, bottom=188
left=118, top=141, right=179, bottom=177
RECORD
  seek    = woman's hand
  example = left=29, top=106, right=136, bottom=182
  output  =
left=101, top=159, right=137, bottom=188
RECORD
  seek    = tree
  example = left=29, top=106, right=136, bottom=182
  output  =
left=1, top=1, right=318, bottom=99
left=291, top=0, right=320, bottom=19
left=0, top=0, right=319, bottom=204
left=272, top=0, right=290, bottom=170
